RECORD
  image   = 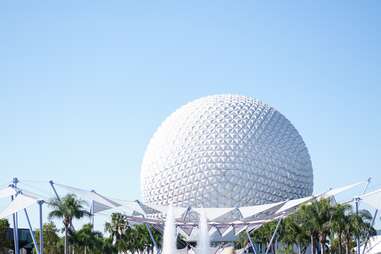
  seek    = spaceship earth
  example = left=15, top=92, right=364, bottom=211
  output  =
left=141, top=94, right=313, bottom=208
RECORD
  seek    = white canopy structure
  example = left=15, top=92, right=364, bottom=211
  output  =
left=320, top=181, right=368, bottom=199
left=194, top=207, right=236, bottom=221
left=0, top=187, right=16, bottom=199
left=0, top=193, right=40, bottom=219
left=0, top=186, right=44, bottom=254
left=276, top=196, right=314, bottom=214
left=0, top=179, right=370, bottom=227
left=40, top=179, right=371, bottom=240
left=148, top=204, right=189, bottom=219
left=0, top=178, right=373, bottom=254
left=52, top=182, right=121, bottom=213
left=239, top=201, right=285, bottom=219
left=114, top=200, right=148, bottom=216
left=359, top=188, right=381, bottom=210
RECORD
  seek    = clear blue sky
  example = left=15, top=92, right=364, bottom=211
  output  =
left=1, top=1, right=381, bottom=211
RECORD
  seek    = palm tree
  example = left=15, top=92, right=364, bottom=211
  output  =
left=296, top=199, right=375, bottom=254
left=298, top=203, right=319, bottom=254
left=34, top=222, right=62, bottom=254
left=342, top=209, right=375, bottom=254
left=235, top=231, right=249, bottom=250
left=280, top=215, right=310, bottom=254
left=298, top=199, right=333, bottom=254
left=101, top=237, right=117, bottom=254
left=104, top=213, right=129, bottom=252
left=71, top=223, right=103, bottom=254
left=133, top=224, right=152, bottom=253
left=130, top=224, right=164, bottom=254
left=48, top=194, right=90, bottom=254
left=249, top=198, right=376, bottom=254
left=252, top=221, right=278, bottom=254
left=0, top=219, right=11, bottom=252
left=342, top=213, right=357, bottom=254
left=314, top=199, right=333, bottom=254
left=331, top=203, right=352, bottom=254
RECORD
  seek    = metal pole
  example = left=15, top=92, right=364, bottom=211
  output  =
left=361, top=209, right=378, bottom=254
left=246, top=230, right=257, bottom=254
left=354, top=180, right=371, bottom=253
left=11, top=177, right=20, bottom=254
left=24, top=209, right=40, bottom=254
left=355, top=197, right=361, bottom=254
left=265, top=218, right=282, bottom=254
left=15, top=211, right=19, bottom=248
left=49, top=180, right=61, bottom=200
left=11, top=195, right=19, bottom=254
left=90, top=200, right=95, bottom=227
left=15, top=210, right=19, bottom=254
left=39, top=201, right=44, bottom=254
left=13, top=178, right=19, bottom=254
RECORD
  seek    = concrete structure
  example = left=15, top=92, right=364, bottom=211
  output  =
left=141, top=94, right=313, bottom=208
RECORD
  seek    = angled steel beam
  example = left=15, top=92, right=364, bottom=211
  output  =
left=145, top=223, right=160, bottom=254
left=24, top=208, right=40, bottom=254
left=265, top=217, right=282, bottom=254
left=49, top=180, right=61, bottom=201
left=361, top=209, right=378, bottom=254
left=246, top=230, right=257, bottom=254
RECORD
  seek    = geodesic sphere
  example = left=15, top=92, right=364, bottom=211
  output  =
left=141, top=95, right=313, bottom=208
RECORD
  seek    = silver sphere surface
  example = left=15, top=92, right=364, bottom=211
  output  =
left=141, top=94, right=313, bottom=208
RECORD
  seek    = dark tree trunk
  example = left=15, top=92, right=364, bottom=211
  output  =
left=64, top=226, right=68, bottom=254
left=338, top=233, right=342, bottom=254
left=345, top=237, right=350, bottom=254
left=319, top=234, right=326, bottom=254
